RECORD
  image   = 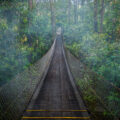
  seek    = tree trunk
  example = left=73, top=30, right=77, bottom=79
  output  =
left=100, top=0, right=105, bottom=33
left=80, top=0, right=85, bottom=22
left=68, top=0, right=71, bottom=24
left=94, top=0, right=98, bottom=32
left=81, top=0, right=85, bottom=6
left=50, top=0, right=56, bottom=39
left=28, top=0, right=33, bottom=10
left=74, top=0, right=78, bottom=24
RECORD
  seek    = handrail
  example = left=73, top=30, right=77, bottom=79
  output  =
left=0, top=38, right=56, bottom=120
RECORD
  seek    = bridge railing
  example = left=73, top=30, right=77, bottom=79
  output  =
left=0, top=40, right=56, bottom=120
left=65, top=48, right=120, bottom=119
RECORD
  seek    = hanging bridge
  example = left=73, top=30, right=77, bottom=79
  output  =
left=21, top=29, right=90, bottom=120
left=0, top=28, right=120, bottom=120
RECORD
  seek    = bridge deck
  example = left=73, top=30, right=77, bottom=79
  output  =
left=22, top=35, right=90, bottom=120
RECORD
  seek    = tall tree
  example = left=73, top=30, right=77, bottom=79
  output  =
left=68, top=0, right=71, bottom=24
left=94, top=0, right=98, bottom=32
left=50, top=0, right=56, bottom=39
left=81, top=0, right=85, bottom=6
left=74, top=0, right=78, bottom=24
left=80, top=0, right=85, bottom=22
left=100, top=0, right=105, bottom=33
left=28, top=0, right=33, bottom=10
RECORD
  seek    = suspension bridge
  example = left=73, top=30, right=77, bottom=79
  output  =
left=0, top=28, right=119, bottom=120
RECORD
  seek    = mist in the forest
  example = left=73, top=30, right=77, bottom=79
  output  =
left=0, top=0, right=120, bottom=119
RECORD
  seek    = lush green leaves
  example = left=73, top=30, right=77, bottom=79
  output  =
left=0, top=1, right=52, bottom=86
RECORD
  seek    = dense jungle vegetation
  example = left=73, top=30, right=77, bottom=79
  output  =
left=64, top=0, right=120, bottom=88
left=1, top=0, right=119, bottom=87
left=0, top=0, right=53, bottom=85
left=0, top=0, right=120, bottom=119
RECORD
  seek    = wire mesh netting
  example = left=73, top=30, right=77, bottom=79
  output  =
left=0, top=40, right=56, bottom=120
left=65, top=49, right=120, bottom=119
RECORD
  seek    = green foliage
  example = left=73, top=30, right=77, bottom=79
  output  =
left=59, top=0, right=120, bottom=118
left=66, top=32, right=120, bottom=87
left=0, top=0, right=120, bottom=118
left=0, top=1, right=52, bottom=86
